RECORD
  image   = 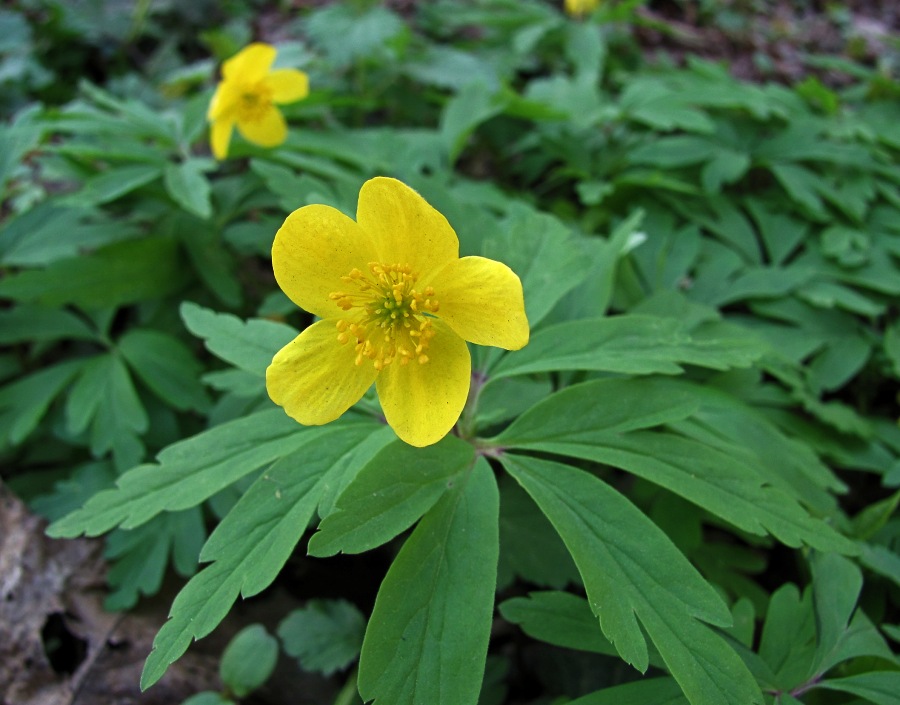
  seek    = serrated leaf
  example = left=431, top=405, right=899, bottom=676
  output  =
left=220, top=625, right=278, bottom=697
left=180, top=301, right=297, bottom=376
left=278, top=599, right=365, bottom=675
left=164, top=159, right=212, bottom=219
left=47, top=409, right=312, bottom=537
left=118, top=328, right=210, bottom=412
left=500, top=454, right=762, bottom=705
left=141, top=424, right=379, bottom=689
left=308, top=436, right=474, bottom=557
left=358, top=459, right=498, bottom=705
left=491, top=315, right=765, bottom=379
left=0, top=236, right=188, bottom=309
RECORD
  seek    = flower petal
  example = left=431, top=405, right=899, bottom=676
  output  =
left=222, top=42, right=276, bottom=83
left=357, top=177, right=458, bottom=280
left=273, top=204, right=378, bottom=319
left=429, top=256, right=529, bottom=349
left=236, top=105, right=287, bottom=147
left=210, top=118, right=234, bottom=160
left=267, top=69, right=310, bottom=104
left=267, top=319, right=378, bottom=426
left=207, top=83, right=236, bottom=121
left=376, top=319, right=471, bottom=447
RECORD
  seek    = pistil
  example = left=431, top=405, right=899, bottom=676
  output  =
left=329, top=262, right=440, bottom=370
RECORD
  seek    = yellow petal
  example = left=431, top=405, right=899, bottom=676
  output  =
left=222, top=42, right=277, bottom=83
left=376, top=319, right=471, bottom=447
left=210, top=118, right=234, bottom=160
left=267, top=69, right=310, bottom=104
left=357, top=177, right=458, bottom=280
left=267, top=320, right=378, bottom=426
left=273, top=204, right=378, bottom=319
left=429, top=256, right=529, bottom=350
left=207, top=83, right=235, bottom=121
left=236, top=105, right=287, bottom=147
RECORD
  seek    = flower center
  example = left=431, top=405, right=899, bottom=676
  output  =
left=237, top=82, right=273, bottom=122
left=329, top=263, right=440, bottom=371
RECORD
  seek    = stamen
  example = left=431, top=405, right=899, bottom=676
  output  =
left=329, top=262, right=440, bottom=371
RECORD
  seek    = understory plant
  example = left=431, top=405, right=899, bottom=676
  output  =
left=2, top=1, right=900, bottom=704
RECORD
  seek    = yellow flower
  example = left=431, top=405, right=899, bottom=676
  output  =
left=564, top=0, right=600, bottom=17
left=207, top=43, right=309, bottom=160
left=266, top=177, right=529, bottom=447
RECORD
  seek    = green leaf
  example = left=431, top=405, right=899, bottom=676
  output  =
left=0, top=203, right=140, bottom=267
left=64, top=353, right=148, bottom=459
left=118, top=329, right=210, bottom=412
left=440, top=81, right=508, bottom=163
left=220, top=625, right=278, bottom=697
left=494, top=377, right=703, bottom=446
left=491, top=315, right=766, bottom=379
left=815, top=672, right=900, bottom=705
left=278, top=599, right=365, bottom=675
left=500, top=454, right=763, bottom=705
left=0, top=236, right=188, bottom=309
left=567, top=679, right=688, bottom=705
left=770, top=163, right=826, bottom=216
left=811, top=552, right=864, bottom=674
left=72, top=163, right=164, bottom=206
left=308, top=436, right=474, bottom=557
left=0, top=359, right=84, bottom=447
left=483, top=204, right=592, bottom=328
left=500, top=591, right=622, bottom=658
left=358, top=460, right=498, bottom=705
left=164, top=159, right=212, bottom=219
left=497, top=479, right=579, bottom=590
left=0, top=304, right=96, bottom=344
left=141, top=424, right=379, bottom=689
left=180, top=302, right=297, bottom=377
left=47, top=410, right=313, bottom=537
left=182, top=692, right=231, bottom=705
left=104, top=508, right=205, bottom=611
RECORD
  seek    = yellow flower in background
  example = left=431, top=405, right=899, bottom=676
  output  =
left=266, top=177, right=529, bottom=447
left=207, top=43, right=309, bottom=160
left=565, top=0, right=600, bottom=17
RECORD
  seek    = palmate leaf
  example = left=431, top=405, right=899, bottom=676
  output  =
left=495, top=377, right=854, bottom=553
left=179, top=302, right=297, bottom=377
left=490, top=315, right=767, bottom=379
left=500, top=454, right=763, bottom=705
left=141, top=423, right=381, bottom=689
left=358, top=459, right=498, bottom=705
left=47, top=410, right=317, bottom=537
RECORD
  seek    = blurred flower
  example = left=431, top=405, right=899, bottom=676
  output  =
left=266, top=177, right=529, bottom=447
left=565, top=0, right=600, bottom=17
left=207, top=42, right=309, bottom=160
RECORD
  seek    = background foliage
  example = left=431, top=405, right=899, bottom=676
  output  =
left=2, top=1, right=900, bottom=704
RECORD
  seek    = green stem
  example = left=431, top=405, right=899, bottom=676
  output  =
left=333, top=666, right=360, bottom=705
